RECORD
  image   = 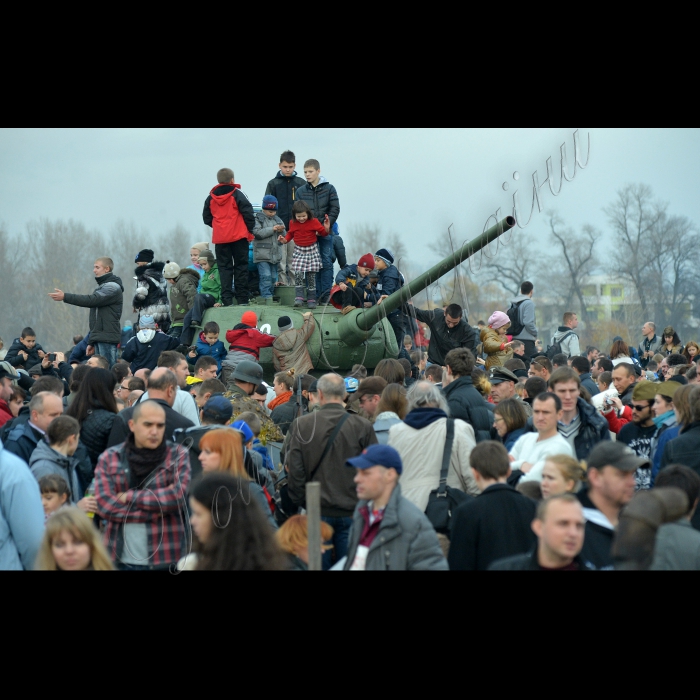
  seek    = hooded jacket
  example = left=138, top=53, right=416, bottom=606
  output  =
left=295, top=180, right=340, bottom=226
left=409, top=306, right=477, bottom=364
left=441, top=375, right=495, bottom=443
left=194, top=331, right=227, bottom=371
left=225, top=325, right=275, bottom=362
left=509, top=294, right=537, bottom=341
left=552, top=326, right=580, bottom=357
left=200, top=264, right=221, bottom=303
left=132, top=261, right=170, bottom=328
left=169, top=268, right=200, bottom=326
left=202, top=183, right=255, bottom=244
left=252, top=212, right=284, bottom=264
left=3, top=421, right=44, bottom=465
left=480, top=327, right=514, bottom=370
left=5, top=338, right=46, bottom=369
left=29, top=440, right=83, bottom=503
left=121, top=328, right=180, bottom=373
left=265, top=171, right=306, bottom=227
left=272, top=315, right=315, bottom=375
left=63, top=272, right=124, bottom=345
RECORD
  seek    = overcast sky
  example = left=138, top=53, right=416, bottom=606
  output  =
left=2, top=128, right=699, bottom=267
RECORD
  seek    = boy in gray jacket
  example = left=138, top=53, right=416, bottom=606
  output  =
left=253, top=195, right=285, bottom=303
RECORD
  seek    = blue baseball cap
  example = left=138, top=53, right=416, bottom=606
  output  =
left=346, top=445, right=403, bottom=474
left=232, top=419, right=254, bottom=444
left=262, top=195, right=278, bottom=210
left=202, top=394, right=233, bottom=422
left=344, top=376, right=359, bottom=394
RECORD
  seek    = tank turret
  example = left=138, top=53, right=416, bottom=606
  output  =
left=199, top=216, right=515, bottom=379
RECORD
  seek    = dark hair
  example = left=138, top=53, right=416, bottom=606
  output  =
left=112, top=362, right=130, bottom=385
left=38, top=474, right=70, bottom=499
left=534, top=392, right=562, bottom=412
left=29, top=375, right=64, bottom=397
left=664, top=330, right=682, bottom=346
left=191, top=474, right=287, bottom=571
left=375, top=358, right=405, bottom=386
left=280, top=150, right=296, bottom=164
left=128, top=376, right=146, bottom=392
left=586, top=346, right=599, bottom=355
left=470, top=441, right=510, bottom=479
left=73, top=335, right=84, bottom=345
left=597, top=357, right=614, bottom=373
left=409, top=350, right=426, bottom=366
left=157, top=350, right=186, bottom=369
left=68, top=364, right=92, bottom=395
left=217, top=167, right=234, bottom=183
left=531, top=356, right=553, bottom=373
left=599, top=371, right=613, bottom=387
left=655, top=465, right=700, bottom=515
left=445, top=304, right=463, bottom=320
left=520, top=281, right=534, bottom=295
left=291, top=200, right=313, bottom=217
left=375, top=383, right=408, bottom=420
left=445, top=348, right=474, bottom=377
left=21, top=327, right=36, bottom=338
left=552, top=353, right=569, bottom=368
left=66, top=368, right=117, bottom=422
left=668, top=353, right=687, bottom=368
left=397, top=358, right=412, bottom=382
left=687, top=364, right=698, bottom=382
left=613, top=362, right=635, bottom=378
left=48, top=415, right=80, bottom=445
left=524, top=376, right=547, bottom=400
left=10, top=385, right=26, bottom=403
left=504, top=358, right=527, bottom=372
left=610, top=340, right=630, bottom=359
left=571, top=356, right=590, bottom=374
left=548, top=366, right=581, bottom=391
left=425, top=365, right=443, bottom=383
left=203, top=321, right=220, bottom=335
left=493, top=397, right=528, bottom=434
left=199, top=378, right=226, bottom=397
left=194, top=356, right=218, bottom=374
left=253, top=383, right=268, bottom=397
left=350, top=364, right=368, bottom=380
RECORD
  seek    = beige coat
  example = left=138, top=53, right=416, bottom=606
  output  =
left=272, top=315, right=315, bottom=375
left=480, top=327, right=513, bottom=370
left=388, top=418, right=480, bottom=512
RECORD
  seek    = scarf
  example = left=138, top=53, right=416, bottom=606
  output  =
left=653, top=410, right=675, bottom=430
left=124, top=431, right=167, bottom=480
left=403, top=407, right=447, bottom=430
left=268, top=390, right=293, bottom=411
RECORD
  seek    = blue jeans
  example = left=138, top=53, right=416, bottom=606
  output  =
left=321, top=515, right=353, bottom=570
left=315, top=235, right=334, bottom=301
left=95, top=342, right=118, bottom=368
left=257, top=261, right=275, bottom=298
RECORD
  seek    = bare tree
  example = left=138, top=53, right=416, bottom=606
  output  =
left=473, top=231, right=538, bottom=297
left=345, top=223, right=406, bottom=272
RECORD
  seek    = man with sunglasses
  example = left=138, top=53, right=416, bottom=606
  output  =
left=617, top=381, right=658, bottom=490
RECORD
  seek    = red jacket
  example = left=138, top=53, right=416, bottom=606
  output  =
left=603, top=405, right=632, bottom=434
left=225, top=326, right=276, bottom=360
left=204, top=183, right=255, bottom=244
left=284, top=217, right=328, bottom=247
left=0, top=399, right=13, bottom=429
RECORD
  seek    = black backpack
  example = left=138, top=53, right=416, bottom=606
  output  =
left=506, top=300, right=526, bottom=337
left=545, top=332, right=575, bottom=360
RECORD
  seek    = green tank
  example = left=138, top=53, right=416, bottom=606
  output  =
left=199, top=216, right=515, bottom=379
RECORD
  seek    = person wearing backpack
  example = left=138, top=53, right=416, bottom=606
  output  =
left=550, top=312, right=581, bottom=359
left=508, top=281, right=538, bottom=363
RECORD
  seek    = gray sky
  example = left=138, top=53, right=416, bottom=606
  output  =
left=2, top=128, right=699, bottom=265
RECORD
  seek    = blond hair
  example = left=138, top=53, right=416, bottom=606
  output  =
left=545, top=454, right=587, bottom=490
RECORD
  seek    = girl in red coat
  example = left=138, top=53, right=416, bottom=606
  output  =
left=278, top=201, right=330, bottom=309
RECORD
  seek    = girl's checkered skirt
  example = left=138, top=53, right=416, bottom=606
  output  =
left=291, top=243, right=322, bottom=273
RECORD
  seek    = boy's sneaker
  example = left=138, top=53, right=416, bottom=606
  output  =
left=294, top=298, right=304, bottom=307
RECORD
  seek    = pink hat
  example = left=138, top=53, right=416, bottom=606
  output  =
left=488, top=311, right=510, bottom=330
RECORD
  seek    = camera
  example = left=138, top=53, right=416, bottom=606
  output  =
left=48, top=353, right=56, bottom=362
left=604, top=397, right=614, bottom=406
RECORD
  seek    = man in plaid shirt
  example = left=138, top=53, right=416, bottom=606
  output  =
left=94, top=400, right=191, bottom=570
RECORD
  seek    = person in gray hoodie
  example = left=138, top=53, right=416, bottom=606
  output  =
left=509, top=281, right=538, bottom=362
left=551, top=312, right=581, bottom=358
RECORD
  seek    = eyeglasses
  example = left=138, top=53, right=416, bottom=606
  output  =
left=120, top=385, right=130, bottom=391
left=631, top=403, right=650, bottom=411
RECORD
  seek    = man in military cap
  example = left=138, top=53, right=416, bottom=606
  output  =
left=223, top=360, right=283, bottom=443
left=489, top=367, right=532, bottom=417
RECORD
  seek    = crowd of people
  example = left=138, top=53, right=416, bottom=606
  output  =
left=4, top=151, right=700, bottom=571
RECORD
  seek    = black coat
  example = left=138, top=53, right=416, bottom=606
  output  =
left=4, top=338, right=45, bottom=369
left=270, top=395, right=304, bottom=436
left=121, top=331, right=180, bottom=373
left=295, top=181, right=340, bottom=227
left=132, top=261, right=169, bottom=315
left=107, top=399, right=194, bottom=448
left=489, top=548, right=595, bottom=570
left=448, top=483, right=537, bottom=571
left=410, top=306, right=477, bottom=364
left=79, top=408, right=117, bottom=469
left=63, top=273, right=124, bottom=345
left=577, top=489, right=615, bottom=570
left=265, top=171, right=307, bottom=228
left=442, top=376, right=494, bottom=443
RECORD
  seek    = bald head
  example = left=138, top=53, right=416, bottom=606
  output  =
left=134, top=368, right=151, bottom=386
left=29, top=392, right=64, bottom=433
left=146, top=367, right=178, bottom=406
left=129, top=400, right=166, bottom=450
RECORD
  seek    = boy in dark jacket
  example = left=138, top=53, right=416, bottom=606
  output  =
left=120, top=315, right=180, bottom=373
left=5, top=327, right=46, bottom=370
left=132, top=249, right=171, bottom=332
left=203, top=167, right=255, bottom=306
left=374, top=248, right=406, bottom=349
left=189, top=321, right=227, bottom=372
left=331, top=254, right=375, bottom=315
left=296, top=159, right=340, bottom=303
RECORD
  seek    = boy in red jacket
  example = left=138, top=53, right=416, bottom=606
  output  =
left=202, top=167, right=255, bottom=307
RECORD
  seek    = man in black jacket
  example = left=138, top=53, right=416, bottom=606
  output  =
left=490, top=494, right=594, bottom=570
left=448, top=441, right=537, bottom=571
left=442, top=348, right=494, bottom=443
left=571, top=356, right=599, bottom=397
left=407, top=303, right=477, bottom=366
left=49, top=257, right=124, bottom=368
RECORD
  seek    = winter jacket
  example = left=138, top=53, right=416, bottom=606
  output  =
left=172, top=424, right=222, bottom=483
left=4, top=338, right=45, bottom=369
left=265, top=171, right=306, bottom=227
left=373, top=412, right=402, bottom=445
left=202, top=183, right=255, bottom=244
left=551, top=327, right=580, bottom=357
left=193, top=332, right=227, bottom=371
left=650, top=519, right=700, bottom=570
left=335, top=263, right=372, bottom=293
left=442, top=375, right=495, bottom=443
left=272, top=315, right=315, bottom=375
left=79, top=408, right=117, bottom=471
left=286, top=403, right=377, bottom=518
left=0, top=442, right=45, bottom=570
left=224, top=325, right=276, bottom=362
left=132, top=261, right=170, bottom=326
left=638, top=335, right=661, bottom=368
left=448, top=483, right=538, bottom=571
left=63, top=272, right=124, bottom=345
left=120, top=329, right=180, bottom=373
left=579, top=372, right=599, bottom=397
left=388, top=409, right=480, bottom=512
left=577, top=488, right=615, bottom=570
left=480, top=327, right=514, bottom=370
left=490, top=548, right=595, bottom=570
left=374, top=265, right=404, bottom=319
left=343, top=483, right=448, bottom=571
left=659, top=343, right=684, bottom=357
left=252, top=212, right=284, bottom=264
left=295, top=180, right=340, bottom=227
left=200, top=264, right=222, bottom=304
left=509, top=294, right=537, bottom=341
left=169, top=268, right=200, bottom=326
left=29, top=440, right=83, bottom=503
left=69, top=333, right=91, bottom=364
left=3, top=421, right=44, bottom=465
left=409, top=306, right=477, bottom=364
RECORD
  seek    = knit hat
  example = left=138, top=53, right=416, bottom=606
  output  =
left=278, top=316, right=293, bottom=332
left=241, top=311, right=258, bottom=327
left=374, top=248, right=394, bottom=265
left=192, top=241, right=210, bottom=253
left=202, top=394, right=233, bottom=422
left=232, top=419, right=254, bottom=444
left=135, top=249, right=154, bottom=263
left=488, top=311, right=511, bottom=330
left=198, top=250, right=215, bottom=265
left=163, top=261, right=180, bottom=279
left=357, top=254, right=375, bottom=270
left=139, top=315, right=156, bottom=329
left=262, top=195, right=279, bottom=210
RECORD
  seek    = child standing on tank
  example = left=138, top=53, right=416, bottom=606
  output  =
left=374, top=248, right=406, bottom=349
left=331, top=254, right=375, bottom=315
left=277, top=201, right=330, bottom=309
left=253, top=195, right=285, bottom=304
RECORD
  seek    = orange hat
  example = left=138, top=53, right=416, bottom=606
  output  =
left=241, top=311, right=258, bottom=327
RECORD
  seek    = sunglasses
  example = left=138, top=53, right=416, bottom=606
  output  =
left=631, top=403, right=651, bottom=411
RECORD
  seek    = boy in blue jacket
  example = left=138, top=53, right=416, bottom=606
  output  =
left=331, top=253, right=375, bottom=315
left=189, top=321, right=227, bottom=372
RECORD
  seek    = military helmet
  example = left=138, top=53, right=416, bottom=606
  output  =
left=233, top=360, right=264, bottom=385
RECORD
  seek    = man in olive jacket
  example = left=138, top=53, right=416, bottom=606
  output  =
left=49, top=257, right=124, bottom=368
left=286, top=373, right=377, bottom=568
left=344, top=444, right=448, bottom=570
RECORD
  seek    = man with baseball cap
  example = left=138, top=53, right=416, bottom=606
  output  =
left=577, top=441, right=645, bottom=569
left=617, top=380, right=658, bottom=490
left=0, top=362, right=20, bottom=429
left=489, top=367, right=532, bottom=416
left=343, top=444, right=447, bottom=570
